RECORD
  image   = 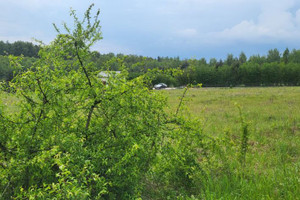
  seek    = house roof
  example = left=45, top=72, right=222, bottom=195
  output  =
left=98, top=71, right=121, bottom=78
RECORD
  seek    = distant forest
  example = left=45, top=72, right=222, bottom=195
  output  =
left=0, top=40, right=300, bottom=86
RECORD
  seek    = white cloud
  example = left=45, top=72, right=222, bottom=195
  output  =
left=214, top=21, right=267, bottom=40
left=210, top=0, right=300, bottom=43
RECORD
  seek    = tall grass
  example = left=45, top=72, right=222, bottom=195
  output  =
left=161, top=87, right=300, bottom=199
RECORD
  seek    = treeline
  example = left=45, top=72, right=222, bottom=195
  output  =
left=0, top=40, right=40, bottom=57
left=91, top=48, right=300, bottom=86
left=0, top=40, right=300, bottom=86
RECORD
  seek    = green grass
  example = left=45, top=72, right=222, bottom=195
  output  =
left=162, top=87, right=300, bottom=199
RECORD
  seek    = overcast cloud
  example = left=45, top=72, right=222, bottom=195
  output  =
left=0, top=0, right=300, bottom=59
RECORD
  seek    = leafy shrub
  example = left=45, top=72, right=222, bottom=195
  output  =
left=0, top=5, right=216, bottom=199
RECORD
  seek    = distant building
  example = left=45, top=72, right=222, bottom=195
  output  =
left=97, top=71, right=121, bottom=84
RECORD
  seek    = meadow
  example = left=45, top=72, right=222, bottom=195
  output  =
left=161, top=86, right=300, bottom=199
left=164, top=87, right=300, bottom=138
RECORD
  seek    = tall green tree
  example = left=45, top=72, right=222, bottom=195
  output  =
left=267, top=48, right=280, bottom=63
left=209, top=58, right=217, bottom=67
left=249, top=54, right=266, bottom=65
left=282, top=48, right=289, bottom=64
left=199, top=57, right=207, bottom=65
left=216, top=59, right=224, bottom=69
left=225, top=53, right=234, bottom=66
left=289, top=49, right=300, bottom=63
left=239, top=51, right=247, bottom=64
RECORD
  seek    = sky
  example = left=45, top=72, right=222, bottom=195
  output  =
left=1, top=0, right=300, bottom=60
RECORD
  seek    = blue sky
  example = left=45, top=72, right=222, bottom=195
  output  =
left=1, top=0, right=300, bottom=60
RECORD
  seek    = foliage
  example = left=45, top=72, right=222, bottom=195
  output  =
left=239, top=51, right=247, bottom=64
left=282, top=48, right=289, bottom=64
left=0, top=40, right=40, bottom=57
left=0, top=55, right=36, bottom=81
left=267, top=48, right=281, bottom=63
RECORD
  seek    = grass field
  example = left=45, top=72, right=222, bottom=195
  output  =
left=161, top=86, right=300, bottom=199
left=164, top=86, right=299, bottom=138
left=1, top=86, right=300, bottom=199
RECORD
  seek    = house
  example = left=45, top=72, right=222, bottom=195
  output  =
left=97, top=71, right=121, bottom=84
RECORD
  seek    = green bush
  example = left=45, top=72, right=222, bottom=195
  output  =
left=0, top=5, right=216, bottom=199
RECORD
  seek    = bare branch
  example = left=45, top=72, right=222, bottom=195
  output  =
left=36, top=78, right=49, bottom=104
left=75, top=42, right=92, bottom=88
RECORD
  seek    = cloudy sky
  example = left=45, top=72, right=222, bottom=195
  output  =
left=1, top=0, right=300, bottom=59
